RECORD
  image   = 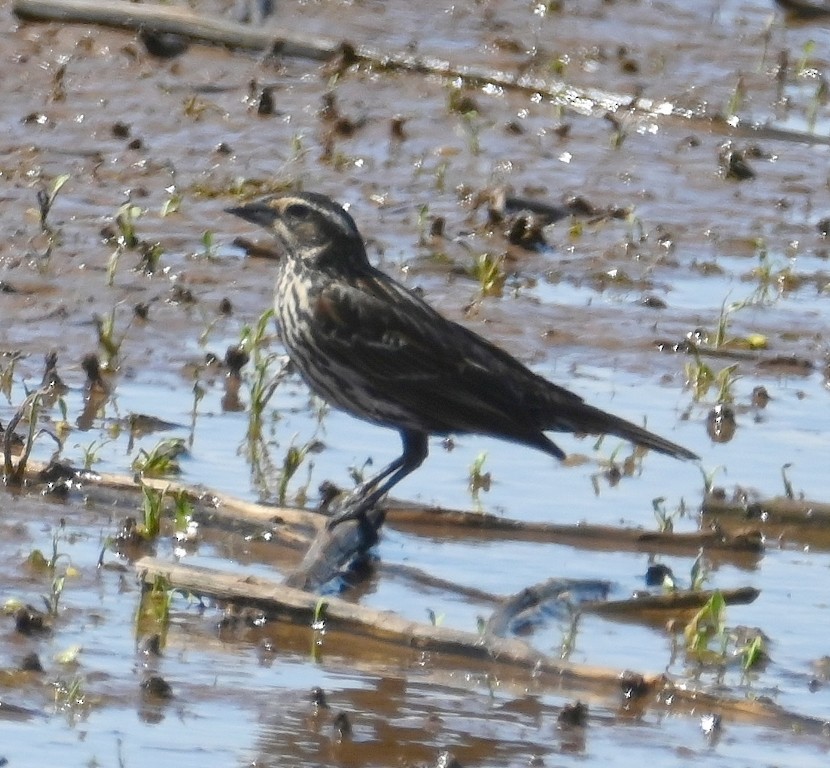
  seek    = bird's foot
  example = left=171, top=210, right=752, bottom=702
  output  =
left=325, top=494, right=368, bottom=529
left=325, top=491, right=382, bottom=530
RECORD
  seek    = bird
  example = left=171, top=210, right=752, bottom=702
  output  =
left=226, top=191, right=698, bottom=526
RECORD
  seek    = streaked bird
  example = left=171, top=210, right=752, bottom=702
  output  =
left=226, top=192, right=698, bottom=525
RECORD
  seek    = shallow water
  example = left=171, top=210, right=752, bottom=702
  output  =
left=2, top=0, right=830, bottom=765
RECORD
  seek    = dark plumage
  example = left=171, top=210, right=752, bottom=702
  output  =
left=226, top=192, right=697, bottom=525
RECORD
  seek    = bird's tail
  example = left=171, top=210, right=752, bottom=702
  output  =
left=555, top=402, right=698, bottom=461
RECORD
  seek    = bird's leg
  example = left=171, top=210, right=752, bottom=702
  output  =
left=327, top=431, right=429, bottom=528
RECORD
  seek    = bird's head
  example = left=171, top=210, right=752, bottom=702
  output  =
left=226, top=192, right=368, bottom=272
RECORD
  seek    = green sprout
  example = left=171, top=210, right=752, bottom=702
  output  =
left=277, top=440, right=312, bottom=506
left=140, top=483, right=168, bottom=539
left=115, top=202, right=143, bottom=249
left=472, top=253, right=506, bottom=297
left=684, top=590, right=726, bottom=659
left=36, top=173, right=70, bottom=233
left=132, top=439, right=186, bottom=478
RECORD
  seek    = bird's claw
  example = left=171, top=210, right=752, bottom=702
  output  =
left=325, top=494, right=371, bottom=529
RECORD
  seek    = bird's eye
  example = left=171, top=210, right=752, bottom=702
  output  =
left=285, top=203, right=312, bottom=221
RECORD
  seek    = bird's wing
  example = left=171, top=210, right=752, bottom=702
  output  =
left=309, top=271, right=582, bottom=443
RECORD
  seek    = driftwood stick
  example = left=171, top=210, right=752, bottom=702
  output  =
left=703, top=493, right=830, bottom=525
left=87, top=469, right=324, bottom=533
left=0, top=451, right=770, bottom=565
left=137, top=555, right=559, bottom=669
left=585, top=586, right=760, bottom=619
left=13, top=0, right=336, bottom=59
left=486, top=581, right=759, bottom=637
left=134, top=556, right=827, bottom=735
left=385, top=503, right=764, bottom=556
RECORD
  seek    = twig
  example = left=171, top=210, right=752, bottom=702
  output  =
left=703, top=492, right=830, bottom=525
left=585, top=586, right=760, bottom=620
left=133, top=555, right=829, bottom=736
left=385, top=502, right=764, bottom=556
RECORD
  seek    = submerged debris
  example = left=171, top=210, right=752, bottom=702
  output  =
left=718, top=141, right=757, bottom=181
left=139, top=29, right=190, bottom=59
left=140, top=675, right=173, bottom=699
left=707, top=404, right=737, bottom=443
left=14, top=604, right=50, bottom=636
left=558, top=700, right=588, bottom=727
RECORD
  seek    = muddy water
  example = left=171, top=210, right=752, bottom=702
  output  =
left=2, top=0, right=830, bottom=765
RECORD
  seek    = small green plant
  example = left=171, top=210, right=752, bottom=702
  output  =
left=36, top=173, right=70, bottom=233
left=684, top=590, right=726, bottom=660
left=652, top=496, right=673, bottom=533
left=312, top=597, right=328, bottom=630
left=472, top=253, right=506, bottom=297
left=689, top=549, right=709, bottom=592
left=137, top=241, right=165, bottom=275
left=714, top=364, right=740, bottom=404
left=240, top=309, right=282, bottom=440
left=461, top=111, right=482, bottom=155
left=136, top=574, right=173, bottom=646
left=53, top=676, right=86, bottom=713
left=684, top=351, right=715, bottom=401
left=277, top=439, right=313, bottom=506
left=28, top=527, right=76, bottom=617
left=739, top=633, right=765, bottom=671
left=684, top=349, right=739, bottom=405
left=426, top=609, right=445, bottom=627
left=43, top=575, right=66, bottom=617
left=50, top=62, right=67, bottom=102
left=94, top=308, right=126, bottom=369
left=189, top=381, right=205, bottom=446
left=172, top=489, right=197, bottom=541
left=348, top=457, right=372, bottom=487
left=0, top=353, right=19, bottom=401
left=416, top=203, right=430, bottom=245
left=106, top=247, right=121, bottom=287
left=468, top=451, right=491, bottom=496
left=699, top=464, right=724, bottom=496
left=605, top=112, right=627, bottom=149
left=559, top=606, right=581, bottom=661
left=198, top=230, right=217, bottom=259
left=807, top=76, right=828, bottom=133
left=76, top=438, right=110, bottom=470
left=3, top=386, right=56, bottom=486
left=182, top=94, right=228, bottom=121
left=724, top=75, right=745, bottom=118
left=434, top=160, right=448, bottom=192
left=781, top=462, right=795, bottom=499
left=290, top=132, right=306, bottom=161
left=132, top=439, right=186, bottom=477
left=115, top=202, right=143, bottom=249
left=55, top=397, right=71, bottom=442
left=549, top=53, right=568, bottom=76
left=795, top=39, right=817, bottom=79
left=160, top=189, right=182, bottom=217
left=749, top=244, right=798, bottom=304
left=140, top=483, right=168, bottom=539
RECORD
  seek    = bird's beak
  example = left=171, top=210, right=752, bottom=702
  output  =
left=224, top=200, right=278, bottom=229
